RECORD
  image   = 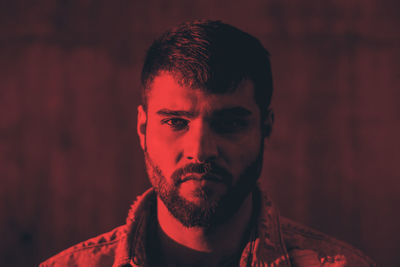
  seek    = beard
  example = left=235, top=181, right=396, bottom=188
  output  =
left=144, top=146, right=263, bottom=229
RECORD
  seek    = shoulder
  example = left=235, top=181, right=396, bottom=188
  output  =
left=39, top=225, right=126, bottom=267
left=279, top=217, right=377, bottom=267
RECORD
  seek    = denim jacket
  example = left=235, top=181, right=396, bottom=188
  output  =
left=40, top=188, right=376, bottom=267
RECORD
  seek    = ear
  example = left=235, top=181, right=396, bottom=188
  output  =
left=262, top=108, right=274, bottom=138
left=137, top=105, right=147, bottom=151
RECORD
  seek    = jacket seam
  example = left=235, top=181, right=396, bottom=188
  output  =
left=46, top=238, right=121, bottom=261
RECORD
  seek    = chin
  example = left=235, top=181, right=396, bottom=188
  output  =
left=179, top=184, right=225, bottom=204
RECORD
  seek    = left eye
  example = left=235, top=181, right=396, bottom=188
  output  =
left=162, top=118, right=189, bottom=131
left=212, top=119, right=247, bottom=134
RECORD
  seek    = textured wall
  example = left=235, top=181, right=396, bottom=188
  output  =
left=1, top=1, right=399, bottom=266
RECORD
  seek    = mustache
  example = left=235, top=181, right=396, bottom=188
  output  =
left=171, top=162, right=233, bottom=185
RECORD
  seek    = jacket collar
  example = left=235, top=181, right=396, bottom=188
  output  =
left=114, top=187, right=291, bottom=267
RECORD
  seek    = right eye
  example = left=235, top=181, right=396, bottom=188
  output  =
left=161, top=118, right=189, bottom=131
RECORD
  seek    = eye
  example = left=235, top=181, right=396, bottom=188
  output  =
left=212, top=118, right=248, bottom=134
left=161, top=118, right=189, bottom=131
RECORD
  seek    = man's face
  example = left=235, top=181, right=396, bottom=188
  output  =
left=137, top=72, right=267, bottom=228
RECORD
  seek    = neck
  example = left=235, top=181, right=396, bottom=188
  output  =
left=156, top=194, right=253, bottom=266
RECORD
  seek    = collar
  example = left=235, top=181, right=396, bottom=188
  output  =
left=113, top=187, right=291, bottom=267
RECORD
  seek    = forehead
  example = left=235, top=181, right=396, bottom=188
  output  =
left=146, top=72, right=259, bottom=115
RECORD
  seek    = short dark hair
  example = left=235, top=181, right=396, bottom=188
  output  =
left=141, top=20, right=273, bottom=117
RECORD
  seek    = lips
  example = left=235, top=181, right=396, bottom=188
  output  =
left=180, top=173, right=222, bottom=183
left=171, top=162, right=233, bottom=186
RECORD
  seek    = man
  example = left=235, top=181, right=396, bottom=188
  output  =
left=40, top=20, right=376, bottom=267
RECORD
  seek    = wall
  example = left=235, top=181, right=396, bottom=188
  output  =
left=0, top=1, right=399, bottom=266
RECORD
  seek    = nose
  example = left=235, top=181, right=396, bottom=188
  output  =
left=185, top=121, right=218, bottom=163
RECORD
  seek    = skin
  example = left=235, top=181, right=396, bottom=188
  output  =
left=137, top=71, right=273, bottom=266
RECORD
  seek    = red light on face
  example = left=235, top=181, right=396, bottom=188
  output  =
left=138, top=72, right=264, bottom=227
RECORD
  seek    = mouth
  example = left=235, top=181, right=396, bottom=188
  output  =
left=180, top=173, right=222, bottom=183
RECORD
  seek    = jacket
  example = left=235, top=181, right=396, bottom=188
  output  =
left=40, top=188, right=376, bottom=267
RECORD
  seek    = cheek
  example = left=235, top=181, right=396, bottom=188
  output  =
left=145, top=121, right=180, bottom=176
left=225, top=130, right=262, bottom=174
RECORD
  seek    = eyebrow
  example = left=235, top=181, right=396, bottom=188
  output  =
left=213, top=107, right=252, bottom=117
left=156, top=107, right=252, bottom=118
left=156, top=109, right=197, bottom=118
